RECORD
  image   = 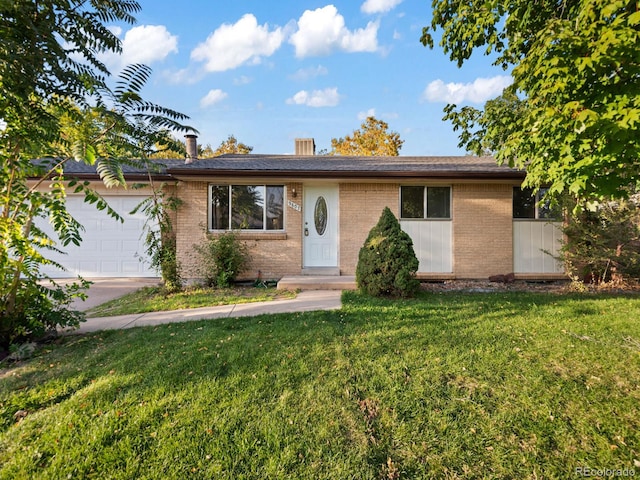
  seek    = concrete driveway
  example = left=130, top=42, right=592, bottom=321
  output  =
left=68, top=278, right=161, bottom=311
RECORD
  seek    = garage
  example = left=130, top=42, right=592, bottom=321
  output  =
left=39, top=195, right=158, bottom=278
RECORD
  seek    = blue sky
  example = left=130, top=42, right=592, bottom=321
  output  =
left=102, top=0, right=512, bottom=155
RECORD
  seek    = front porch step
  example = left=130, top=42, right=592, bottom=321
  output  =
left=301, top=267, right=340, bottom=276
left=277, top=275, right=356, bottom=291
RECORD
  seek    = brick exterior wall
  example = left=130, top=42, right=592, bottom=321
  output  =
left=176, top=182, right=303, bottom=282
left=176, top=180, right=515, bottom=281
left=175, top=181, right=210, bottom=280
left=452, top=183, right=513, bottom=278
left=339, top=183, right=398, bottom=275
left=241, top=183, right=302, bottom=280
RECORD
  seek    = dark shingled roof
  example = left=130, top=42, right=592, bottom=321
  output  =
left=166, top=154, right=525, bottom=180
left=63, top=158, right=186, bottom=174
left=33, top=155, right=525, bottom=181
left=32, top=158, right=185, bottom=180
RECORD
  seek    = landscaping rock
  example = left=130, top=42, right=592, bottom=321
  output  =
left=420, top=279, right=571, bottom=294
left=488, top=273, right=516, bottom=283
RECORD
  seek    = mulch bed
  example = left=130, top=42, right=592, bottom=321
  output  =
left=420, top=279, right=640, bottom=294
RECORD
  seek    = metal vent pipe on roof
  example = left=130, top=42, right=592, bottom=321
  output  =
left=185, top=134, right=198, bottom=164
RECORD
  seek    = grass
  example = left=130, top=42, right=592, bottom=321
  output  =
left=1, top=291, right=639, bottom=479
left=85, top=285, right=297, bottom=317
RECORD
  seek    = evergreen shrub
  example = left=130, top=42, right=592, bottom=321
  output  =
left=356, top=207, right=420, bottom=298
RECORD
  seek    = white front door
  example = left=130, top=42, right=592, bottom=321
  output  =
left=303, top=185, right=338, bottom=268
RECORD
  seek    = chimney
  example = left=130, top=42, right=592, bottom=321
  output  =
left=295, top=138, right=315, bottom=156
left=185, top=134, right=198, bottom=164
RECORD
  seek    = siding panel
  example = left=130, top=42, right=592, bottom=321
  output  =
left=513, top=221, right=563, bottom=273
left=401, top=221, right=452, bottom=273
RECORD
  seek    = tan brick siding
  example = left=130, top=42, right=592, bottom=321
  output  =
left=176, top=182, right=303, bottom=281
left=175, top=181, right=210, bottom=280
left=339, top=183, right=398, bottom=275
left=176, top=180, right=516, bottom=281
left=240, top=183, right=302, bottom=280
left=452, top=183, right=513, bottom=278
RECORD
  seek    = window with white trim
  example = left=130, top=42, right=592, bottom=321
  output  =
left=513, top=187, right=561, bottom=220
left=400, top=186, right=451, bottom=219
left=209, top=185, right=284, bottom=231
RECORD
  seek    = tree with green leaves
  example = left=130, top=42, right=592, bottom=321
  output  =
left=422, top=0, right=640, bottom=203
left=561, top=195, right=640, bottom=284
left=331, top=116, right=404, bottom=156
left=0, top=1, right=192, bottom=346
left=147, top=134, right=252, bottom=159
left=131, top=181, right=183, bottom=294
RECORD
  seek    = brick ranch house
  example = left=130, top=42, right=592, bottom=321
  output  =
left=38, top=137, right=565, bottom=281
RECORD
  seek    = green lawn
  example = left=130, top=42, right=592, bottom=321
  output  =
left=1, top=291, right=639, bottom=479
left=85, top=285, right=297, bottom=317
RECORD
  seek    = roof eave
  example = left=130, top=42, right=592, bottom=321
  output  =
left=28, top=173, right=176, bottom=182
left=167, top=169, right=526, bottom=180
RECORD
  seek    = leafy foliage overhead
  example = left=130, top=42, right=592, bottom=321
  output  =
left=1, top=0, right=138, bottom=124
left=0, top=0, right=193, bottom=346
left=331, top=116, right=404, bottom=156
left=422, top=0, right=640, bottom=202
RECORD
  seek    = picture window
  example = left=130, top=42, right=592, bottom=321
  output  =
left=210, top=185, right=284, bottom=231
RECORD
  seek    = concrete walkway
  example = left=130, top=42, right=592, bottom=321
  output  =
left=75, top=290, right=343, bottom=333
left=71, top=278, right=161, bottom=311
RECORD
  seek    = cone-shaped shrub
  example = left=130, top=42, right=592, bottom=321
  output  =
left=356, top=207, right=420, bottom=298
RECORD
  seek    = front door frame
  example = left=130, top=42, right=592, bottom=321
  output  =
left=303, top=184, right=339, bottom=269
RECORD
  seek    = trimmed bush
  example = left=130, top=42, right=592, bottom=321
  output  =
left=356, top=207, right=420, bottom=298
left=195, top=231, right=249, bottom=288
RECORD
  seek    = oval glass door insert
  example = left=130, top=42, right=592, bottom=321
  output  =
left=314, top=196, right=328, bottom=236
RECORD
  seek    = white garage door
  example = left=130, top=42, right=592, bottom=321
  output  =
left=39, top=195, right=158, bottom=278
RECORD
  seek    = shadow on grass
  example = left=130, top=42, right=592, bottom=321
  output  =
left=1, top=290, right=639, bottom=478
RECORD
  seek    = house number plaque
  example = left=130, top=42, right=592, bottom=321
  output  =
left=287, top=200, right=301, bottom=212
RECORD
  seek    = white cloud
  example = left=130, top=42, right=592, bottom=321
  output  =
left=108, top=26, right=123, bottom=36
left=200, top=89, right=228, bottom=108
left=286, top=87, right=341, bottom=107
left=358, top=108, right=376, bottom=120
left=361, top=0, right=403, bottom=14
left=289, top=5, right=379, bottom=58
left=100, top=25, right=178, bottom=71
left=163, top=67, right=204, bottom=85
left=120, top=25, right=178, bottom=65
left=289, top=65, right=329, bottom=81
left=422, top=75, right=513, bottom=104
left=191, top=14, right=284, bottom=72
